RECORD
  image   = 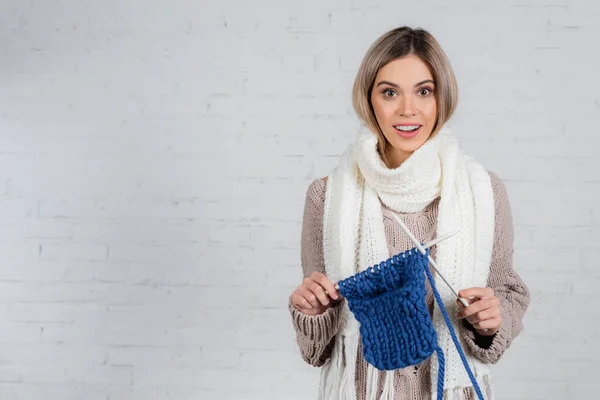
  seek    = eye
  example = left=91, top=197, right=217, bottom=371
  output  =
left=382, top=88, right=397, bottom=98
left=418, top=87, right=434, bottom=96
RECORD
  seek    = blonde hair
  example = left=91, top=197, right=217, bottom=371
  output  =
left=352, top=26, right=458, bottom=165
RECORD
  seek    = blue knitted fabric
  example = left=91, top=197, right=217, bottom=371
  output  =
left=337, top=247, right=485, bottom=400
left=337, top=248, right=438, bottom=370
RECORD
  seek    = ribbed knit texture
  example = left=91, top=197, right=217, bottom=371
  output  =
left=337, top=246, right=487, bottom=400
left=337, top=248, right=438, bottom=372
left=289, top=171, right=530, bottom=400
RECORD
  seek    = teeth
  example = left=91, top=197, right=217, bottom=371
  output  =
left=394, top=125, right=420, bottom=132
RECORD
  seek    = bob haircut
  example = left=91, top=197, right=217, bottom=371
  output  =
left=352, top=26, right=459, bottom=166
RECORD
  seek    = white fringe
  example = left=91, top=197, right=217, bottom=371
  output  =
left=365, top=364, right=379, bottom=400
left=319, top=335, right=344, bottom=400
left=380, top=370, right=395, bottom=399
left=319, top=334, right=361, bottom=400
left=431, top=372, right=494, bottom=400
left=340, top=336, right=359, bottom=400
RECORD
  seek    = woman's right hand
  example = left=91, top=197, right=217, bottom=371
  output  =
left=291, top=271, right=341, bottom=316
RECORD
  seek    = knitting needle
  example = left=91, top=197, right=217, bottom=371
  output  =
left=393, top=216, right=488, bottom=334
left=390, top=213, right=470, bottom=308
left=422, top=229, right=460, bottom=250
left=331, top=228, right=460, bottom=292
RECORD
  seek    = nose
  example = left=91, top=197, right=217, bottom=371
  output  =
left=399, top=96, right=415, bottom=116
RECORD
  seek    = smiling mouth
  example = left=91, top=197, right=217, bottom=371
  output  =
left=393, top=125, right=422, bottom=137
left=393, top=124, right=421, bottom=132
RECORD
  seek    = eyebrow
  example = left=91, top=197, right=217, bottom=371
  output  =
left=375, top=79, right=435, bottom=88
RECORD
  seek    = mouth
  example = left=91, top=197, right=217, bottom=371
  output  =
left=393, top=124, right=422, bottom=138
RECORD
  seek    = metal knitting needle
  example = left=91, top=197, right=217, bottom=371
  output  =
left=423, top=229, right=460, bottom=250
left=390, top=213, right=470, bottom=308
left=331, top=228, right=460, bottom=292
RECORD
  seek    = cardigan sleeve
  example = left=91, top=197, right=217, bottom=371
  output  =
left=289, top=178, right=344, bottom=367
left=460, top=171, right=531, bottom=364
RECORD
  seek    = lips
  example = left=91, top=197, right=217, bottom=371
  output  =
left=394, top=125, right=422, bottom=138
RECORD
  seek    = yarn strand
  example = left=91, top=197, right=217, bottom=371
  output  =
left=423, top=258, right=485, bottom=400
left=434, top=346, right=445, bottom=400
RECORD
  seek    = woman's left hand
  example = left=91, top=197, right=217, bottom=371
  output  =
left=456, top=287, right=502, bottom=336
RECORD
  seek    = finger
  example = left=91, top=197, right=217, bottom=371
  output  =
left=476, top=328, right=498, bottom=336
left=458, top=297, right=500, bottom=320
left=312, top=273, right=339, bottom=300
left=293, top=301, right=319, bottom=315
left=473, top=317, right=501, bottom=331
left=460, top=297, right=500, bottom=319
left=295, top=305, right=313, bottom=315
left=297, top=286, right=321, bottom=308
left=456, top=296, right=475, bottom=308
left=458, top=287, right=494, bottom=300
left=291, top=291, right=313, bottom=310
left=302, top=277, right=324, bottom=306
left=306, top=280, right=331, bottom=306
left=478, top=316, right=501, bottom=330
left=465, top=307, right=500, bottom=325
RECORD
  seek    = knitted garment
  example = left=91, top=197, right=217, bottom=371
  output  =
left=337, top=247, right=485, bottom=400
left=290, top=173, right=531, bottom=399
left=321, top=124, right=496, bottom=400
left=337, top=248, right=438, bottom=371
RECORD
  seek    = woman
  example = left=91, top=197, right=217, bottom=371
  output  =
left=288, top=26, right=530, bottom=399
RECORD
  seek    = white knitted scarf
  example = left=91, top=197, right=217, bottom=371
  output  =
left=319, top=125, right=496, bottom=400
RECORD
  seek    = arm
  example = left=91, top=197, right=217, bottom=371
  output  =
left=289, top=178, right=344, bottom=367
left=460, top=171, right=531, bottom=364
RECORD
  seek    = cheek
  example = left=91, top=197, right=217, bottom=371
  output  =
left=425, top=101, right=437, bottom=121
left=372, top=95, right=399, bottom=117
left=371, top=97, right=388, bottom=121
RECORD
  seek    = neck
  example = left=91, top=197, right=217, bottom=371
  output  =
left=384, top=147, right=412, bottom=169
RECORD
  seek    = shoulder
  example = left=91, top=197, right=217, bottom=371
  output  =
left=303, top=176, right=328, bottom=210
left=486, top=170, right=512, bottom=219
left=486, top=170, right=509, bottom=201
left=310, top=176, right=328, bottom=190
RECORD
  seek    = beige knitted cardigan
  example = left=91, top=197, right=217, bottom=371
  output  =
left=289, top=171, right=530, bottom=399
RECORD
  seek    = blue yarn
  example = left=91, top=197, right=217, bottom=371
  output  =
left=337, top=247, right=485, bottom=400
left=423, top=257, right=485, bottom=400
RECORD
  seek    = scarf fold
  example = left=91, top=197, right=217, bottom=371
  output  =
left=320, top=125, right=496, bottom=400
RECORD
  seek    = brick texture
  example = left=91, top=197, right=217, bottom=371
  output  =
left=0, top=1, right=598, bottom=399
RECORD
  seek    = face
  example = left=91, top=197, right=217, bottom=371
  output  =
left=370, top=54, right=438, bottom=168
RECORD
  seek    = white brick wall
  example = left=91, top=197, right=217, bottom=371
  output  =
left=0, top=1, right=598, bottom=399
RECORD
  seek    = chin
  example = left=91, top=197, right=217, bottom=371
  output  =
left=386, top=128, right=431, bottom=154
